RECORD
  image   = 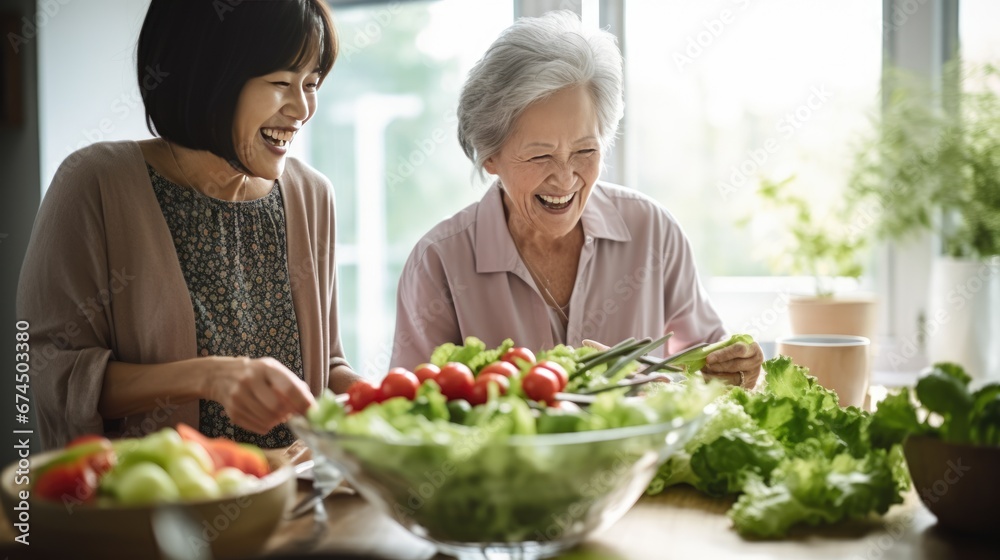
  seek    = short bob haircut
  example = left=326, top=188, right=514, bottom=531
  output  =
left=458, top=10, right=624, bottom=177
left=138, top=0, right=337, bottom=167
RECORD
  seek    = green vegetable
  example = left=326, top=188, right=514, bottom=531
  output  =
left=428, top=336, right=514, bottom=373
left=647, top=355, right=910, bottom=537
left=668, top=333, right=756, bottom=373
left=110, top=463, right=181, bottom=505
left=305, top=376, right=724, bottom=545
left=870, top=362, right=1000, bottom=447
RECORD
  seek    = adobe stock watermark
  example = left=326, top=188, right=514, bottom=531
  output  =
left=31, top=267, right=137, bottom=374
left=58, top=397, right=180, bottom=514
left=391, top=414, right=510, bottom=518
left=6, top=0, right=74, bottom=54
left=850, top=457, right=969, bottom=560
left=62, top=64, right=170, bottom=170
left=579, top=252, right=668, bottom=341
left=385, top=109, right=458, bottom=194
left=339, top=2, right=402, bottom=62
left=842, top=131, right=950, bottom=245
left=886, top=259, right=999, bottom=369
left=879, top=0, right=929, bottom=35
left=717, top=84, right=834, bottom=201
left=672, top=0, right=752, bottom=72
left=738, top=289, right=793, bottom=341
left=533, top=450, right=640, bottom=543
left=362, top=277, right=469, bottom=377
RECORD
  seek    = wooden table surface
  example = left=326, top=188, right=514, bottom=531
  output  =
left=1, top=475, right=996, bottom=559
left=259, top=480, right=998, bottom=560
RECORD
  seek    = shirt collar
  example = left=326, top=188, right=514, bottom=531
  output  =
left=474, top=181, right=631, bottom=274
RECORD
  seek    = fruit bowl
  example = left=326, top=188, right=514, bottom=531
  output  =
left=290, top=408, right=710, bottom=560
left=903, top=435, right=1000, bottom=537
left=1, top=448, right=295, bottom=558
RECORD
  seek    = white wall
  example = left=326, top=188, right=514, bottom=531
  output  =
left=39, top=0, right=151, bottom=192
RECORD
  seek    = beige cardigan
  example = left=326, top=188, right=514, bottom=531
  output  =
left=17, top=141, right=349, bottom=450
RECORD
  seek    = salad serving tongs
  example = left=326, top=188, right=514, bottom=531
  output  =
left=285, top=458, right=354, bottom=520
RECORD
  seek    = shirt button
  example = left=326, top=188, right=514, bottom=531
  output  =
left=585, top=236, right=593, bottom=244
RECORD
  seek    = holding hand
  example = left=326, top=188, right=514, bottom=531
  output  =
left=701, top=341, right=764, bottom=389
left=205, top=357, right=316, bottom=434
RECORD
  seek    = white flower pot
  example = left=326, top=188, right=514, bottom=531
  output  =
left=926, top=257, right=1000, bottom=382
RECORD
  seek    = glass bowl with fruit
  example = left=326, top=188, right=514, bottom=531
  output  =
left=291, top=337, right=725, bottom=560
left=0, top=425, right=294, bottom=559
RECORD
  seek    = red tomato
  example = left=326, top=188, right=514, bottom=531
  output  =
left=523, top=368, right=560, bottom=404
left=34, top=461, right=99, bottom=504
left=85, top=449, right=116, bottom=475
left=468, top=373, right=510, bottom=405
left=413, top=363, right=441, bottom=385
left=436, top=362, right=475, bottom=401
left=479, top=361, right=520, bottom=379
left=535, top=360, right=569, bottom=390
left=347, top=380, right=380, bottom=411
left=501, top=347, right=536, bottom=368
left=381, top=369, right=420, bottom=400
left=176, top=423, right=269, bottom=476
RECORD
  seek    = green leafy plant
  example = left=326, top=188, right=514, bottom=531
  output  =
left=749, top=175, right=867, bottom=298
left=647, top=356, right=910, bottom=538
left=848, top=64, right=1000, bottom=259
left=870, top=362, right=1000, bottom=447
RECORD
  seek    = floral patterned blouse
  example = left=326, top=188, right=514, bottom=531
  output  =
left=148, top=165, right=304, bottom=448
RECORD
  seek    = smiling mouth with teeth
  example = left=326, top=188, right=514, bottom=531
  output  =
left=260, top=127, right=295, bottom=148
left=536, top=192, right=575, bottom=210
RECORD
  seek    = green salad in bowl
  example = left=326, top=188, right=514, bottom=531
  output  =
left=291, top=339, right=725, bottom=559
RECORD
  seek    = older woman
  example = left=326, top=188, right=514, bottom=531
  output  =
left=391, top=11, right=762, bottom=388
left=17, top=0, right=360, bottom=449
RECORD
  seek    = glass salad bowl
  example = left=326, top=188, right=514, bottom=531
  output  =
left=289, top=407, right=711, bottom=560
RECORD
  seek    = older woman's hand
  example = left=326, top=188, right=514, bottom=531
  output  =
left=700, top=341, right=764, bottom=390
left=207, top=356, right=316, bottom=434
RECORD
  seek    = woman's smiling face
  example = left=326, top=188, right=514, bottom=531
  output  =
left=484, top=85, right=602, bottom=240
left=231, top=51, right=321, bottom=180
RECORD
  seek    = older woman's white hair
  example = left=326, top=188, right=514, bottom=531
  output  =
left=457, top=10, right=625, bottom=177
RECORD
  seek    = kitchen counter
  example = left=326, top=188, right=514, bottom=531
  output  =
left=261, top=482, right=998, bottom=560
left=1, top=473, right=995, bottom=559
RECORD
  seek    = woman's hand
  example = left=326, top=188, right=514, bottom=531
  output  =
left=205, top=357, right=316, bottom=434
left=700, top=341, right=764, bottom=389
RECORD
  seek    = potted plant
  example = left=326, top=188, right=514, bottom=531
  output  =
left=748, top=175, right=877, bottom=341
left=848, top=64, right=1000, bottom=381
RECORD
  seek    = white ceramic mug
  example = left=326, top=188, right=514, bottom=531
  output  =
left=775, top=335, right=871, bottom=409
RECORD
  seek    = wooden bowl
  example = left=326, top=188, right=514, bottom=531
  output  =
left=1, top=449, right=294, bottom=559
left=903, top=435, right=1000, bottom=537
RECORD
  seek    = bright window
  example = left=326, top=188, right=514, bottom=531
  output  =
left=307, top=0, right=512, bottom=376
left=960, top=0, right=1000, bottom=65
left=621, top=0, right=883, bottom=339
left=622, top=0, right=882, bottom=278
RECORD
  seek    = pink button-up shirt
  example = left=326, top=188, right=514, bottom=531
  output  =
left=390, top=182, right=726, bottom=369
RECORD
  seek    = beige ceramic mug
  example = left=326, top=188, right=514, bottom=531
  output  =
left=775, top=335, right=871, bottom=409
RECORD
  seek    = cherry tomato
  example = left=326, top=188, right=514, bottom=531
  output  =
left=381, top=369, right=420, bottom=401
left=534, top=360, right=569, bottom=390
left=413, top=363, right=441, bottom=385
left=437, top=362, right=475, bottom=401
left=34, top=461, right=99, bottom=504
left=522, top=368, right=560, bottom=404
left=479, top=361, right=520, bottom=379
left=501, top=347, right=536, bottom=368
left=468, top=372, right=511, bottom=405
left=347, top=380, right=380, bottom=411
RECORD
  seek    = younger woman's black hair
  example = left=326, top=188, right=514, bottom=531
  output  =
left=137, top=0, right=337, bottom=167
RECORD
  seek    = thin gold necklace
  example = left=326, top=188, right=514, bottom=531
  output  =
left=510, top=233, right=571, bottom=325
left=166, top=140, right=249, bottom=201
